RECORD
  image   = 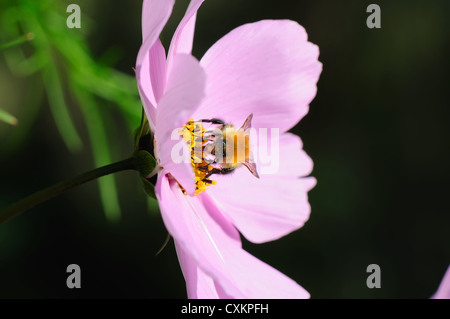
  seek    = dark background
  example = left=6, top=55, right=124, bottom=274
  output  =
left=0, top=0, right=449, bottom=298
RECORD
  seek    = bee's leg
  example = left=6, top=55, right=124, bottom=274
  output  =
left=204, top=169, right=219, bottom=177
left=205, top=167, right=235, bottom=178
left=196, top=159, right=215, bottom=170
left=197, top=166, right=208, bottom=172
left=196, top=159, right=217, bottom=174
left=202, top=178, right=215, bottom=185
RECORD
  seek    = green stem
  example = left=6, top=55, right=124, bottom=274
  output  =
left=0, top=157, right=138, bottom=225
left=0, top=32, right=34, bottom=51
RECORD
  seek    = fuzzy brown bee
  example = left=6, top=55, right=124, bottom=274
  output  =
left=181, top=114, right=259, bottom=195
left=199, top=113, right=259, bottom=179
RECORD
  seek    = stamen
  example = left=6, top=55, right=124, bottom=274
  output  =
left=179, top=119, right=217, bottom=195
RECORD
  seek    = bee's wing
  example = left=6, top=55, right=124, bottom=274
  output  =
left=243, top=161, right=260, bottom=179
left=239, top=113, right=253, bottom=131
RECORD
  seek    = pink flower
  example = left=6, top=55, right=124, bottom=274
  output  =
left=432, top=266, right=450, bottom=299
left=136, top=0, right=322, bottom=298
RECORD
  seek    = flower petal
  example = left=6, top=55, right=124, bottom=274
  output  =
left=250, top=132, right=314, bottom=177
left=156, top=175, right=310, bottom=298
left=167, top=0, right=205, bottom=73
left=136, top=0, right=174, bottom=128
left=175, top=241, right=222, bottom=298
left=206, top=133, right=315, bottom=243
left=136, top=39, right=167, bottom=128
left=432, top=266, right=450, bottom=299
left=220, top=240, right=310, bottom=299
left=208, top=174, right=314, bottom=244
left=156, top=174, right=241, bottom=297
left=141, top=0, right=175, bottom=43
left=193, top=20, right=322, bottom=132
left=156, top=54, right=206, bottom=194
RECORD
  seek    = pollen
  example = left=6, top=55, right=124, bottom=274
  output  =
left=179, top=119, right=217, bottom=195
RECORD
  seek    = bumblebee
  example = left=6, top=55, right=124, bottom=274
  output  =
left=198, top=114, right=259, bottom=179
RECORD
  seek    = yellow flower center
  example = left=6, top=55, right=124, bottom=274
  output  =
left=180, top=119, right=217, bottom=195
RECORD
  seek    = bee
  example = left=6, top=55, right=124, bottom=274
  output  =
left=198, top=114, right=259, bottom=179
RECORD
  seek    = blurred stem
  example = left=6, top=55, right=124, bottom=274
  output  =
left=0, top=109, right=18, bottom=126
left=0, top=157, right=139, bottom=225
left=74, top=86, right=122, bottom=222
left=0, top=32, right=34, bottom=51
left=42, top=60, right=83, bottom=152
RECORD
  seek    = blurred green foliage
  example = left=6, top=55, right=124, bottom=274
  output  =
left=0, top=107, right=18, bottom=126
left=0, top=0, right=142, bottom=222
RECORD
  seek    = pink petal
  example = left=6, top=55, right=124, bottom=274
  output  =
left=432, top=266, right=450, bottom=299
left=167, top=0, right=205, bottom=73
left=193, top=20, right=322, bottom=132
left=155, top=54, right=206, bottom=194
left=156, top=175, right=310, bottom=298
left=208, top=174, right=314, bottom=244
left=220, top=240, right=310, bottom=299
left=141, top=0, right=174, bottom=43
left=136, top=0, right=174, bottom=128
left=206, top=133, right=315, bottom=243
left=175, top=241, right=222, bottom=298
left=156, top=174, right=241, bottom=297
left=257, top=132, right=314, bottom=177
left=136, top=39, right=167, bottom=128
